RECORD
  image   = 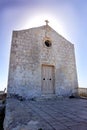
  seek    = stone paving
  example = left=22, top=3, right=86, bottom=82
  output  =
left=4, top=98, right=87, bottom=130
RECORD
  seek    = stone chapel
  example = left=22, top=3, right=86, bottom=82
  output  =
left=7, top=21, right=78, bottom=99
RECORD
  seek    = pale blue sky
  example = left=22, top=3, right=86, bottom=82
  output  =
left=0, top=0, right=87, bottom=90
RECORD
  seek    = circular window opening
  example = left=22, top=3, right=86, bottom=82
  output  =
left=45, top=40, right=52, bottom=47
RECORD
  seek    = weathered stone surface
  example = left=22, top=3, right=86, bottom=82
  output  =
left=4, top=98, right=44, bottom=130
left=4, top=98, right=87, bottom=130
left=7, top=25, right=78, bottom=99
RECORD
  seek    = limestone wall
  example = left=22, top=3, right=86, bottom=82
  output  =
left=7, top=25, right=78, bottom=99
left=78, top=88, right=87, bottom=97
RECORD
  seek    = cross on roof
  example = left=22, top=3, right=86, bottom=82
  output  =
left=45, top=20, right=49, bottom=25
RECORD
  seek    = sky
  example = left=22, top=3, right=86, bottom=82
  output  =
left=0, top=0, right=87, bottom=90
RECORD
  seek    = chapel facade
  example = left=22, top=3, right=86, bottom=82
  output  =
left=7, top=21, right=78, bottom=99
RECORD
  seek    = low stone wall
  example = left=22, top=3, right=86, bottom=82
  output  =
left=0, top=93, right=6, bottom=101
left=78, top=88, right=87, bottom=97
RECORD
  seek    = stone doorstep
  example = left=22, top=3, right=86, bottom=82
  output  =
left=34, top=95, right=65, bottom=101
left=80, top=96, right=87, bottom=99
left=34, top=94, right=74, bottom=101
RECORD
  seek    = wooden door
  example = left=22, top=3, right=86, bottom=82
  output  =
left=42, top=65, right=54, bottom=95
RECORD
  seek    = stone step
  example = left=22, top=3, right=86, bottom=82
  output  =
left=34, top=95, right=64, bottom=101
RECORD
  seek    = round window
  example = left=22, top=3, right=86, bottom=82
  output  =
left=45, top=40, right=52, bottom=47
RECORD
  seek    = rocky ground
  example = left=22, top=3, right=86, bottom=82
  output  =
left=4, top=97, right=87, bottom=130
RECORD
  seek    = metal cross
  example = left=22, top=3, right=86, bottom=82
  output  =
left=45, top=20, right=49, bottom=25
